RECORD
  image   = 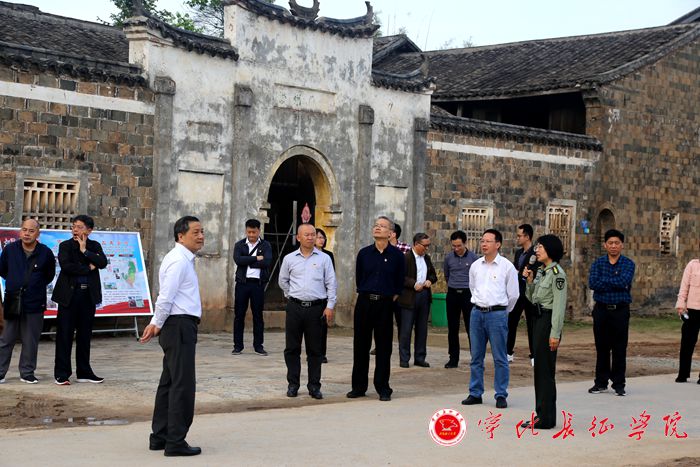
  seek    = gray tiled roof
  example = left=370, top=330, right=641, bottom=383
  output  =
left=375, top=23, right=700, bottom=100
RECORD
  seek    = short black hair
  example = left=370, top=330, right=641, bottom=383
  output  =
left=315, top=228, right=327, bottom=247
left=174, top=216, right=200, bottom=242
left=483, top=228, right=502, bottom=244
left=604, top=229, right=624, bottom=243
left=71, top=214, right=95, bottom=230
left=245, top=219, right=261, bottom=230
left=536, top=234, right=564, bottom=263
left=412, top=232, right=429, bottom=245
left=393, top=222, right=402, bottom=239
left=450, top=230, right=467, bottom=243
left=518, top=224, right=534, bottom=240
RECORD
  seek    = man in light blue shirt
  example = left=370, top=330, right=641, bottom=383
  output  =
left=279, top=223, right=336, bottom=400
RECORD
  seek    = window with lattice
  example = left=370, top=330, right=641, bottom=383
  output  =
left=546, top=205, right=573, bottom=255
left=461, top=206, right=493, bottom=251
left=22, top=179, right=79, bottom=230
left=659, top=211, right=679, bottom=256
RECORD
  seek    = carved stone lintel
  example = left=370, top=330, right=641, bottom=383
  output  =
left=153, top=76, right=176, bottom=95
left=359, top=105, right=374, bottom=125
left=235, top=85, right=254, bottom=107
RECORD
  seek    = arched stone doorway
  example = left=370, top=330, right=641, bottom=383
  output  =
left=596, top=208, right=616, bottom=254
left=261, top=146, right=340, bottom=306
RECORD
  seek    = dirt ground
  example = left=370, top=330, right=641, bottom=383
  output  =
left=0, top=317, right=689, bottom=431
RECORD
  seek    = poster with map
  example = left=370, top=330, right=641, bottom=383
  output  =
left=0, top=228, right=152, bottom=318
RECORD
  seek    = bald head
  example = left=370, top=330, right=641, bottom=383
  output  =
left=297, top=223, right=317, bottom=252
left=19, top=218, right=40, bottom=248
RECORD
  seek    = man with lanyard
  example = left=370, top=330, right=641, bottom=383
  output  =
left=588, top=229, right=636, bottom=396
left=232, top=219, right=272, bottom=356
left=507, top=223, right=539, bottom=365
left=443, top=230, right=478, bottom=369
left=0, top=219, right=55, bottom=384
left=462, top=229, right=519, bottom=409
left=141, top=216, right=205, bottom=457
left=279, top=223, right=336, bottom=400
left=348, top=216, right=405, bottom=401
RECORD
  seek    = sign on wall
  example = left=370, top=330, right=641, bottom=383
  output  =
left=0, top=228, right=152, bottom=318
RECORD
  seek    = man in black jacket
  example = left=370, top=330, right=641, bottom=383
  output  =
left=0, top=219, right=56, bottom=384
left=232, top=219, right=272, bottom=356
left=51, top=215, right=108, bottom=385
left=507, top=223, right=539, bottom=365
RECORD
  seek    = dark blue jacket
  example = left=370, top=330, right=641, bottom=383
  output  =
left=234, top=238, right=272, bottom=284
left=0, top=240, right=56, bottom=314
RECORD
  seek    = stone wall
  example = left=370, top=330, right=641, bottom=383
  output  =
left=0, top=64, right=155, bottom=263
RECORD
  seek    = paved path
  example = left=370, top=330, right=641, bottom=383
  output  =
left=1, top=374, right=698, bottom=466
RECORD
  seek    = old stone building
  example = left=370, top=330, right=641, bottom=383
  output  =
left=1, top=0, right=698, bottom=327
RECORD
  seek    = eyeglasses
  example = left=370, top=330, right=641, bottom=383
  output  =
left=418, top=242, right=431, bottom=248
left=480, top=239, right=496, bottom=244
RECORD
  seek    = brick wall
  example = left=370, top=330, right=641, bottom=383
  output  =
left=0, top=64, right=155, bottom=263
left=585, top=38, right=700, bottom=311
left=425, top=130, right=601, bottom=317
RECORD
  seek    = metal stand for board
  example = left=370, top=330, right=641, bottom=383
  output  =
left=41, top=316, right=141, bottom=339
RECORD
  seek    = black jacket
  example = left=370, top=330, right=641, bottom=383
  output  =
left=514, top=245, right=540, bottom=296
left=0, top=240, right=56, bottom=314
left=234, top=238, right=272, bottom=284
left=51, top=238, right=108, bottom=307
left=398, top=250, right=438, bottom=309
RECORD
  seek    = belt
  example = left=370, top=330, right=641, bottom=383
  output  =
left=244, top=278, right=262, bottom=284
left=362, top=293, right=393, bottom=301
left=473, top=305, right=507, bottom=312
left=78, top=283, right=89, bottom=290
left=168, top=314, right=201, bottom=325
left=448, top=287, right=469, bottom=294
left=289, top=297, right=327, bottom=307
left=535, top=304, right=552, bottom=314
left=596, top=303, right=628, bottom=310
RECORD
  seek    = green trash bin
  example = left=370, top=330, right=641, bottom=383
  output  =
left=431, top=293, right=448, bottom=327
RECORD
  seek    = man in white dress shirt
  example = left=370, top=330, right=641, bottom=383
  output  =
left=462, top=229, right=519, bottom=409
left=279, top=223, right=336, bottom=400
left=141, top=216, right=204, bottom=457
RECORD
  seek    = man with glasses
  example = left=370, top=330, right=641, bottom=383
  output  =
left=52, top=215, right=108, bottom=385
left=398, top=233, right=437, bottom=368
left=462, top=229, right=519, bottom=409
left=507, top=224, right=539, bottom=365
left=347, top=216, right=405, bottom=401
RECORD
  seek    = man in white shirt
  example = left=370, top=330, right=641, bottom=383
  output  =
left=279, top=223, right=336, bottom=400
left=141, top=216, right=204, bottom=457
left=462, top=229, right=519, bottom=409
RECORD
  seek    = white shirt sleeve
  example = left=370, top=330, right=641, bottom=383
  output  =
left=505, top=262, right=520, bottom=312
left=151, top=258, right=186, bottom=328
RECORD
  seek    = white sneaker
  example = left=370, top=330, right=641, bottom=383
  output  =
left=507, top=354, right=514, bottom=363
left=530, top=358, right=535, bottom=367
left=0, top=378, right=5, bottom=384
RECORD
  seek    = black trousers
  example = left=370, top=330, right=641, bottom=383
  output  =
left=399, top=290, right=430, bottom=364
left=507, top=295, right=535, bottom=358
left=532, top=310, right=557, bottom=428
left=54, top=288, right=97, bottom=379
left=446, top=287, right=472, bottom=363
left=320, top=315, right=328, bottom=358
left=151, top=315, right=198, bottom=448
left=678, top=309, right=700, bottom=379
left=351, top=294, right=394, bottom=396
left=0, top=311, right=44, bottom=379
left=284, top=301, right=325, bottom=391
left=592, top=303, right=630, bottom=390
left=233, top=281, right=265, bottom=351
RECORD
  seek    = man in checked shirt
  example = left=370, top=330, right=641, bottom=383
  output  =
left=588, top=229, right=636, bottom=397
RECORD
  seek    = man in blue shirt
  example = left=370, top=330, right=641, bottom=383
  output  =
left=0, top=219, right=56, bottom=384
left=348, top=216, right=405, bottom=401
left=588, top=229, right=636, bottom=396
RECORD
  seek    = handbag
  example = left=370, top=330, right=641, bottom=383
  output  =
left=2, top=255, right=39, bottom=320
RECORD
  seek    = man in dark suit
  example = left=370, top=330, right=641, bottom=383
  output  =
left=51, top=215, right=108, bottom=385
left=507, top=223, right=539, bottom=365
left=232, top=219, right=272, bottom=356
left=398, top=233, right=438, bottom=368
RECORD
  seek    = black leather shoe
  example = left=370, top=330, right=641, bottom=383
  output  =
left=309, top=389, right=323, bottom=400
left=444, top=361, right=458, bottom=369
left=287, top=387, right=299, bottom=397
left=461, top=395, right=482, bottom=405
left=164, top=443, right=201, bottom=457
left=322, top=356, right=328, bottom=364
left=149, top=435, right=165, bottom=451
left=496, top=397, right=507, bottom=409
left=414, top=361, right=430, bottom=368
left=379, top=394, right=391, bottom=401
left=399, top=361, right=409, bottom=368
left=346, top=390, right=366, bottom=398
left=675, top=376, right=687, bottom=383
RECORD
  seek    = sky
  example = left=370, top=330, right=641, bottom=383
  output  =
left=9, top=0, right=700, bottom=50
